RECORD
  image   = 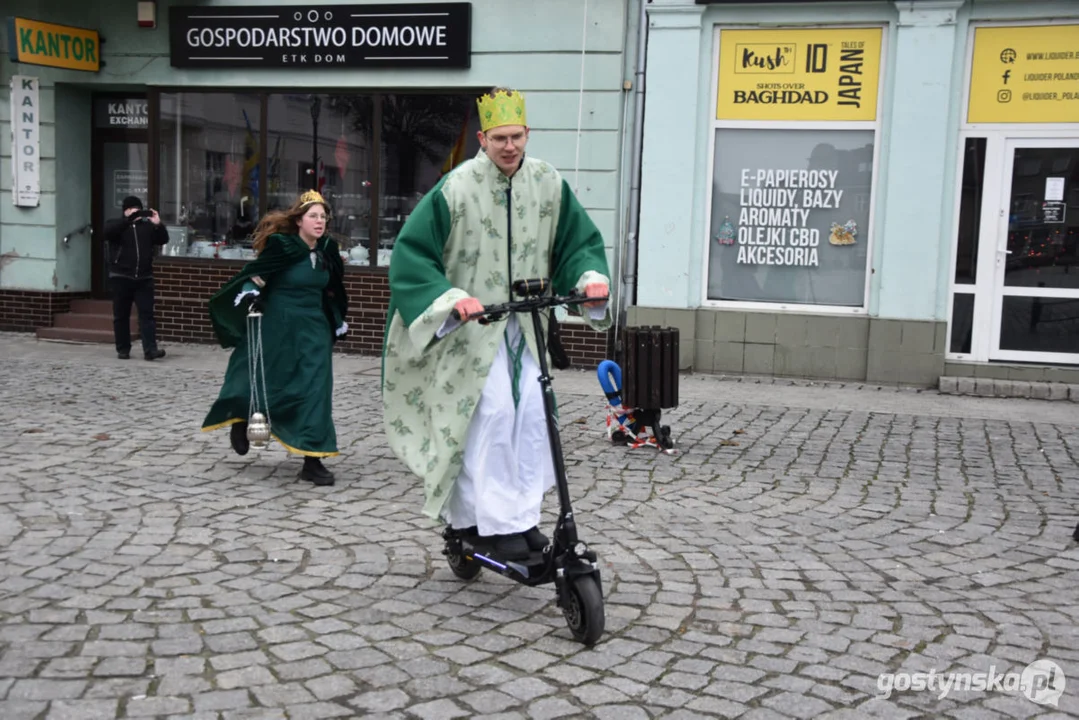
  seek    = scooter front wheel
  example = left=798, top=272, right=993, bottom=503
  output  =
left=447, top=547, right=482, bottom=580
left=563, top=575, right=605, bottom=645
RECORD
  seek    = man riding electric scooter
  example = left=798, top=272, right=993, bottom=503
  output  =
left=381, top=86, right=612, bottom=560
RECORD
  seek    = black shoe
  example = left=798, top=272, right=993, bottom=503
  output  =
left=144, top=348, right=166, bottom=361
left=522, top=526, right=549, bottom=551
left=230, top=421, right=249, bottom=456
left=301, top=457, right=335, bottom=486
left=492, top=534, right=530, bottom=561
left=117, top=351, right=130, bottom=360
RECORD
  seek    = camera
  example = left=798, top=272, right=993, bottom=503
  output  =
left=130, top=209, right=155, bottom=223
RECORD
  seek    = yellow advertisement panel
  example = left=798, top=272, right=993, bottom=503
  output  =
left=7, top=17, right=101, bottom=73
left=968, top=25, right=1079, bottom=124
left=716, top=27, right=883, bottom=122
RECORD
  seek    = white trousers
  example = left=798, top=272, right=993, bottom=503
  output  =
left=442, top=316, right=556, bottom=536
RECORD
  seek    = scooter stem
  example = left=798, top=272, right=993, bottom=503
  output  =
left=527, top=305, right=579, bottom=549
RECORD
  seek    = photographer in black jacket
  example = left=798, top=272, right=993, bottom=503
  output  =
left=104, top=196, right=169, bottom=360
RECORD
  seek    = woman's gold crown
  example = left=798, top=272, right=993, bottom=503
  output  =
left=299, top=190, right=327, bottom=207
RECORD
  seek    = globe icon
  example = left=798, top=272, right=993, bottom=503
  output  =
left=1000, top=48, right=1017, bottom=64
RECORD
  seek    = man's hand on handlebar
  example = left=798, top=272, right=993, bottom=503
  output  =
left=453, top=297, right=485, bottom=322
left=583, top=282, right=609, bottom=309
left=450, top=280, right=607, bottom=325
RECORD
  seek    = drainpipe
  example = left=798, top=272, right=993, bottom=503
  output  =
left=619, top=0, right=649, bottom=347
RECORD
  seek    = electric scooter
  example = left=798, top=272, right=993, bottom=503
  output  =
left=441, top=278, right=606, bottom=646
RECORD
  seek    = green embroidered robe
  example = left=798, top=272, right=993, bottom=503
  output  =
left=202, top=233, right=347, bottom=457
left=382, top=149, right=612, bottom=521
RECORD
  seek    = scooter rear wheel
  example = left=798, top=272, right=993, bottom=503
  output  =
left=447, top=547, right=482, bottom=580
left=563, top=575, right=605, bottom=645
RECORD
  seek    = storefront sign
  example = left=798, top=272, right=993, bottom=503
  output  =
left=10, top=76, right=41, bottom=208
left=1043, top=202, right=1066, bottom=224
left=716, top=27, right=883, bottom=122
left=6, top=17, right=100, bottom=73
left=968, top=25, right=1079, bottom=124
left=94, top=98, right=149, bottom=129
left=169, top=3, right=471, bottom=68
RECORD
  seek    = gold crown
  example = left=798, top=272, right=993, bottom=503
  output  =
left=477, top=89, right=527, bottom=132
left=299, top=190, right=327, bottom=208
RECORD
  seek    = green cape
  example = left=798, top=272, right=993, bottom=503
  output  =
left=208, top=233, right=348, bottom=349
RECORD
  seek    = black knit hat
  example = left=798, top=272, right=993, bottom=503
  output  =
left=122, top=196, right=143, bottom=212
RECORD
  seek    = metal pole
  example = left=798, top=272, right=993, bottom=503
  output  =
left=175, top=97, right=182, bottom=222
left=311, top=96, right=321, bottom=191
left=620, top=0, right=649, bottom=340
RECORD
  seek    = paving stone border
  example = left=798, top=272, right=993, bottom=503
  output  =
left=939, top=376, right=1079, bottom=402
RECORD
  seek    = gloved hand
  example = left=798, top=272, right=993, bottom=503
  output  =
left=234, top=288, right=261, bottom=311
left=453, top=297, right=484, bottom=322
left=583, top=282, right=609, bottom=309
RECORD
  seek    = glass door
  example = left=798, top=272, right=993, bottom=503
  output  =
left=990, top=139, right=1079, bottom=364
left=91, top=95, right=148, bottom=296
left=96, top=143, right=149, bottom=293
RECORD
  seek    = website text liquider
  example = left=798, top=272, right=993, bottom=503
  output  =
left=1022, top=49, right=1079, bottom=101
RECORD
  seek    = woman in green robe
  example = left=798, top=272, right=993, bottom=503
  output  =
left=201, top=190, right=348, bottom=486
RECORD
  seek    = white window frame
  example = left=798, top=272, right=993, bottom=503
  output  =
left=700, top=23, right=889, bottom=316
left=944, top=18, right=1079, bottom=362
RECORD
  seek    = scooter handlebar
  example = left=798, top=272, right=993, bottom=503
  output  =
left=450, top=289, right=609, bottom=323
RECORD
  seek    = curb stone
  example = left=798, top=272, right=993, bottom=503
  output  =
left=938, top=375, right=1079, bottom=402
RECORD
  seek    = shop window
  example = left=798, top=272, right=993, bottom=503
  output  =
left=265, top=94, right=375, bottom=266
left=158, top=92, right=262, bottom=260
left=378, top=93, right=480, bottom=267
left=706, top=128, right=874, bottom=306
left=954, top=138, right=987, bottom=285
left=153, top=90, right=479, bottom=266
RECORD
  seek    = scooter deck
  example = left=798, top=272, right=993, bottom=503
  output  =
left=460, top=540, right=549, bottom=580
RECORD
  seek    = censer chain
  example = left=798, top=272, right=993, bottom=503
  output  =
left=247, top=312, right=273, bottom=431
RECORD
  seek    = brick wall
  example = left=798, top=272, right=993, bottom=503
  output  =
left=0, top=290, right=92, bottom=332
left=154, top=258, right=611, bottom=366
left=153, top=260, right=236, bottom=345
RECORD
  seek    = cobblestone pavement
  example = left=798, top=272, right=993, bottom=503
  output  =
left=1, top=332, right=1078, bottom=720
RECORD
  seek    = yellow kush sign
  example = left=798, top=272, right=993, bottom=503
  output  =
left=716, top=27, right=883, bottom=122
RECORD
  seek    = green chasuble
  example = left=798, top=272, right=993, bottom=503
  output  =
left=202, top=233, right=347, bottom=457
left=382, top=149, right=612, bottom=521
